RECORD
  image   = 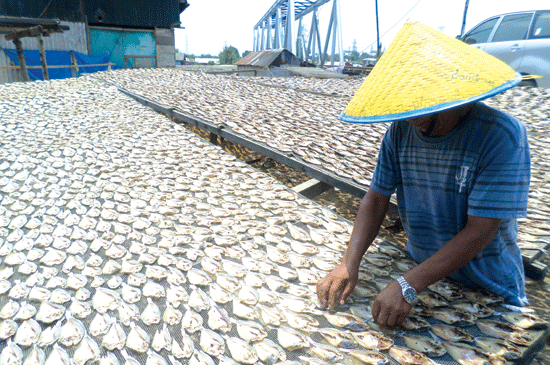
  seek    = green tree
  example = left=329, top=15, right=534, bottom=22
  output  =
left=218, top=46, right=240, bottom=65
left=242, top=50, right=252, bottom=58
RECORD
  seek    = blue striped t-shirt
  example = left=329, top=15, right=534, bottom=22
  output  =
left=370, top=102, right=530, bottom=306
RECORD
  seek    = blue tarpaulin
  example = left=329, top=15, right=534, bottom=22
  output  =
left=2, top=49, right=72, bottom=80
left=73, top=51, right=111, bottom=74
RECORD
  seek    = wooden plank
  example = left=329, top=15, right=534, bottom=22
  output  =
left=37, top=32, right=49, bottom=80
left=5, top=25, right=43, bottom=41
left=292, top=178, right=332, bottom=199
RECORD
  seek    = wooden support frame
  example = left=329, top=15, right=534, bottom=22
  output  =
left=5, top=24, right=67, bottom=82
left=37, top=32, right=49, bottom=80
left=12, top=38, right=29, bottom=81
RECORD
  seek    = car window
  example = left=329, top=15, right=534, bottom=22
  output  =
left=530, top=11, right=550, bottom=39
left=463, top=18, right=498, bottom=44
left=492, top=13, right=533, bottom=42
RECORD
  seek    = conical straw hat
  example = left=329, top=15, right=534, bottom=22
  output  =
left=341, top=22, right=521, bottom=123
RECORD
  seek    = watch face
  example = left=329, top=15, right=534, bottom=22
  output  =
left=403, top=287, right=417, bottom=303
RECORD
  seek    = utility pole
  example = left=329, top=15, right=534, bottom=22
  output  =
left=460, top=0, right=470, bottom=37
left=375, top=0, right=381, bottom=59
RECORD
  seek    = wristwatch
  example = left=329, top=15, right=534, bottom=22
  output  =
left=397, top=276, right=418, bottom=305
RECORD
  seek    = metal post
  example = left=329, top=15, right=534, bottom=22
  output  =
left=253, top=28, right=256, bottom=52
left=375, top=0, right=381, bottom=59
left=37, top=32, right=49, bottom=80
left=306, top=11, right=315, bottom=62
left=266, top=19, right=272, bottom=49
left=260, top=25, right=266, bottom=50
left=330, top=0, right=337, bottom=65
left=12, top=38, right=30, bottom=81
left=322, top=2, right=335, bottom=65
left=460, top=0, right=470, bottom=37
left=336, top=0, right=344, bottom=65
left=275, top=8, right=282, bottom=48
left=296, top=18, right=303, bottom=58
left=315, top=13, right=322, bottom=64
left=284, top=0, right=295, bottom=53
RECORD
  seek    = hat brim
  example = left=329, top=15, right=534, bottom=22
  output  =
left=340, top=73, right=522, bottom=124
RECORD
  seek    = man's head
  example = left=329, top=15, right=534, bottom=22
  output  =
left=406, top=104, right=474, bottom=137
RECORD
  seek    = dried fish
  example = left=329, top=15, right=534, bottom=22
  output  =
left=476, top=320, right=532, bottom=346
left=35, top=301, right=65, bottom=324
left=152, top=323, right=172, bottom=352
left=189, top=350, right=216, bottom=365
left=200, top=328, right=225, bottom=357
left=431, top=308, right=477, bottom=327
left=102, top=318, right=126, bottom=351
left=351, top=330, right=393, bottom=351
left=253, top=339, right=286, bottom=364
left=345, top=349, right=391, bottom=365
left=22, top=345, right=45, bottom=365
left=126, top=322, right=151, bottom=353
left=474, top=337, right=523, bottom=361
left=401, top=334, right=446, bottom=357
left=181, top=304, right=203, bottom=334
left=451, top=301, right=493, bottom=318
left=234, top=319, right=268, bottom=342
left=430, top=324, right=475, bottom=342
left=208, top=283, right=233, bottom=304
left=0, top=319, right=18, bottom=341
left=388, top=346, right=434, bottom=365
left=141, top=298, right=162, bottom=326
left=14, top=319, right=41, bottom=347
left=277, top=326, right=310, bottom=351
left=92, top=288, right=121, bottom=313
left=232, top=299, right=259, bottom=320
left=44, top=343, right=69, bottom=365
left=443, top=341, right=506, bottom=365
left=499, top=312, right=547, bottom=329
left=74, top=335, right=101, bottom=365
left=225, top=336, right=259, bottom=364
left=322, top=311, right=367, bottom=331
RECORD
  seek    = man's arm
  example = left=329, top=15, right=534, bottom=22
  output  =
left=316, top=188, right=391, bottom=309
left=372, top=215, right=502, bottom=327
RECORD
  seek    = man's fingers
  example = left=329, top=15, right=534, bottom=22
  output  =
left=327, top=280, right=346, bottom=309
left=339, top=283, right=354, bottom=305
left=396, top=312, right=408, bottom=326
left=387, top=311, right=399, bottom=327
left=316, top=279, right=330, bottom=309
left=376, top=306, right=390, bottom=327
left=371, top=299, right=381, bottom=323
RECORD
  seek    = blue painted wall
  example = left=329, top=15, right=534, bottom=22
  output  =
left=89, top=29, right=156, bottom=69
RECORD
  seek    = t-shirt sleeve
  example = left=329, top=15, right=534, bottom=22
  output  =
left=468, top=127, right=530, bottom=219
left=370, top=124, right=398, bottom=196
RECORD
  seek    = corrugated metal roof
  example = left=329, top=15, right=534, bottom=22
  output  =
left=235, top=49, right=287, bottom=67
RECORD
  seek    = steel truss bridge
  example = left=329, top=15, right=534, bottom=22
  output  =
left=253, top=0, right=344, bottom=66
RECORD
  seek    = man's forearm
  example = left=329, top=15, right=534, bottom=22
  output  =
left=343, top=188, right=390, bottom=270
left=404, top=215, right=502, bottom=293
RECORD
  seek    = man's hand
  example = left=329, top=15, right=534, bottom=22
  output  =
left=316, top=263, right=358, bottom=309
left=371, top=280, right=411, bottom=327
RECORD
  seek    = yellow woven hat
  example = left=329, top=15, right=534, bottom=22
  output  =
left=341, top=21, right=522, bottom=123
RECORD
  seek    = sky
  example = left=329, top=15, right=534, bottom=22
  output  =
left=176, top=0, right=549, bottom=57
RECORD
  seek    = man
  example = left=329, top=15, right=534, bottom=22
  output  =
left=316, top=22, right=531, bottom=327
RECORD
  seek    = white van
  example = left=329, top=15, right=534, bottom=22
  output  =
left=461, top=10, right=550, bottom=88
